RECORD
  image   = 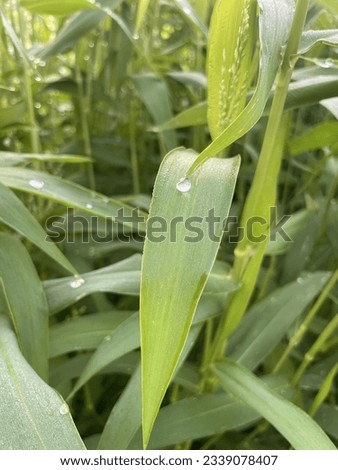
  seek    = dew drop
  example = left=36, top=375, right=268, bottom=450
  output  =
left=34, top=74, right=42, bottom=82
left=297, top=277, right=304, bottom=284
left=323, top=58, right=334, bottom=68
left=133, top=32, right=140, bottom=40
left=104, top=334, right=111, bottom=341
left=176, top=177, right=191, bottom=193
left=29, top=179, right=44, bottom=189
left=3, top=137, right=11, bottom=147
left=59, top=403, right=69, bottom=415
left=70, top=277, right=85, bottom=289
left=85, top=203, right=93, bottom=209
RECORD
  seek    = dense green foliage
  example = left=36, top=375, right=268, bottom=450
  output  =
left=0, top=0, right=337, bottom=450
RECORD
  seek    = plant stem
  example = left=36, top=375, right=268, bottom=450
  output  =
left=209, top=0, right=310, bottom=360
left=273, top=269, right=338, bottom=373
left=292, top=313, right=338, bottom=385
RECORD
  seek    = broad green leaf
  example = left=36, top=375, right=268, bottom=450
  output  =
left=0, top=167, right=147, bottom=232
left=289, top=122, right=338, bottom=155
left=0, top=234, right=49, bottom=380
left=141, top=148, right=240, bottom=447
left=0, top=182, right=75, bottom=274
left=173, top=0, right=208, bottom=37
left=20, top=0, right=96, bottom=15
left=129, top=375, right=291, bottom=449
left=49, top=311, right=134, bottom=357
left=207, top=0, right=256, bottom=139
left=215, top=361, right=336, bottom=450
left=187, top=0, right=294, bottom=175
left=132, top=74, right=178, bottom=150
left=39, top=0, right=123, bottom=59
left=44, top=255, right=142, bottom=315
left=134, top=0, right=151, bottom=34
left=0, top=151, right=91, bottom=167
left=298, top=29, right=338, bottom=54
left=228, top=272, right=332, bottom=370
left=0, top=315, right=85, bottom=450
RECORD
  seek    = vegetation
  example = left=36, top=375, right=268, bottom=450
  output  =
left=0, top=0, right=337, bottom=450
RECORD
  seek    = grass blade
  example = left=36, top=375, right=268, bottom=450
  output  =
left=0, top=315, right=85, bottom=450
left=215, top=360, right=336, bottom=450
left=0, top=182, right=75, bottom=274
left=141, top=148, right=240, bottom=447
left=0, top=234, right=49, bottom=380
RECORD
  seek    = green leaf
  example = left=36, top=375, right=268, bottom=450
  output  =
left=134, top=0, right=151, bottom=34
left=187, top=0, right=295, bottom=175
left=298, top=29, right=338, bottom=54
left=0, top=102, right=26, bottom=129
left=0, top=234, right=49, bottom=380
left=0, top=182, right=75, bottom=274
left=207, top=0, right=256, bottom=139
left=0, top=315, right=85, bottom=450
left=20, top=0, right=96, bottom=15
left=141, top=148, right=240, bottom=447
left=228, top=272, right=332, bottom=370
left=132, top=74, right=178, bottom=150
left=173, top=0, right=208, bottom=37
left=129, top=375, right=291, bottom=449
left=151, top=102, right=208, bottom=131
left=69, top=312, right=140, bottom=398
left=49, top=311, right=134, bottom=358
left=0, top=167, right=147, bottom=232
left=289, top=122, right=338, bottom=155
left=215, top=361, right=336, bottom=450
left=0, top=151, right=91, bottom=167
left=39, top=0, right=123, bottom=58
left=315, top=0, right=338, bottom=14
left=45, top=255, right=142, bottom=315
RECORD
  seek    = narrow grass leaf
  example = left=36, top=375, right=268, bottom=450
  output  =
left=44, top=255, right=142, bottom=315
left=0, top=234, right=49, bottom=380
left=69, top=312, right=140, bottom=398
left=0, top=182, right=75, bottom=274
left=309, top=363, right=338, bottom=417
left=141, top=148, right=240, bottom=447
left=0, top=167, right=147, bottom=232
left=134, top=0, right=151, bottom=34
left=298, top=29, right=338, bottom=54
left=0, top=151, right=91, bottom=166
left=98, top=325, right=202, bottom=450
left=228, top=272, right=331, bottom=370
left=151, top=102, right=207, bottom=131
left=49, top=311, right=134, bottom=358
left=289, top=122, right=338, bottom=155
left=130, top=375, right=290, bottom=449
left=215, top=361, right=336, bottom=450
left=0, top=102, right=26, bottom=129
left=39, top=0, right=123, bottom=58
left=20, top=0, right=96, bottom=15
left=132, top=74, right=178, bottom=150
left=207, top=0, right=256, bottom=139
left=187, top=0, right=294, bottom=175
left=173, top=0, right=208, bottom=37
left=0, top=315, right=85, bottom=450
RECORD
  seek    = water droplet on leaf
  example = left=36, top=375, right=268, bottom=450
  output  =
left=176, top=178, right=191, bottom=193
left=85, top=203, right=93, bottom=209
left=29, top=179, right=44, bottom=189
left=59, top=403, right=69, bottom=415
left=70, top=277, right=85, bottom=289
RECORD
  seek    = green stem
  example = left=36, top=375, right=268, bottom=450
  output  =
left=292, top=313, right=338, bottom=385
left=273, top=269, right=338, bottom=373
